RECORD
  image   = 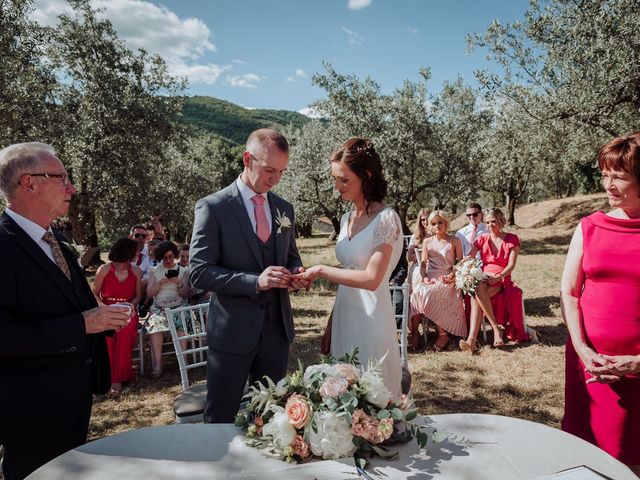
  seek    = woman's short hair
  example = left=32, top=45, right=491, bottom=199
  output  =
left=597, top=131, right=640, bottom=185
left=427, top=210, right=450, bottom=235
left=414, top=208, right=432, bottom=243
left=484, top=207, right=507, bottom=228
left=330, top=138, right=387, bottom=207
left=154, top=240, right=179, bottom=262
left=108, top=237, right=139, bottom=263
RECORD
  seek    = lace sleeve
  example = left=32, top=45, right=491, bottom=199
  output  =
left=373, top=209, right=402, bottom=248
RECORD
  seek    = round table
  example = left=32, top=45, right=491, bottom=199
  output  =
left=27, top=414, right=636, bottom=479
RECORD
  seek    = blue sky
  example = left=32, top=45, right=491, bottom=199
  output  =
left=33, top=0, right=530, bottom=113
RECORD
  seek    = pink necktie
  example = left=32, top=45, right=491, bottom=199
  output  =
left=471, top=224, right=478, bottom=243
left=251, top=195, right=270, bottom=243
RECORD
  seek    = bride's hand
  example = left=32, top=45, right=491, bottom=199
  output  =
left=289, top=267, right=311, bottom=291
left=292, top=265, right=323, bottom=291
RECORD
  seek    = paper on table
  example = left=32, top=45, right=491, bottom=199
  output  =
left=232, top=460, right=360, bottom=479
left=533, top=465, right=613, bottom=480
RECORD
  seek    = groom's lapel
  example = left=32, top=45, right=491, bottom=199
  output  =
left=227, top=186, right=264, bottom=269
left=268, top=193, right=285, bottom=266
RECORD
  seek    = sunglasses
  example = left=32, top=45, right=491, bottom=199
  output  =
left=466, top=212, right=480, bottom=218
left=134, top=233, right=147, bottom=239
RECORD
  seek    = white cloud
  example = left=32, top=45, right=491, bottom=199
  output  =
left=226, top=73, right=263, bottom=89
left=340, top=26, right=364, bottom=46
left=298, top=106, right=324, bottom=119
left=348, top=0, right=372, bottom=10
left=407, top=27, right=419, bottom=35
left=31, top=0, right=228, bottom=86
left=233, top=59, right=249, bottom=65
left=286, top=69, right=307, bottom=82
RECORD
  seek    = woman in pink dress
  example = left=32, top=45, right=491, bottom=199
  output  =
left=410, top=211, right=466, bottom=351
left=561, top=132, right=640, bottom=472
left=459, top=208, right=526, bottom=351
left=93, top=238, right=142, bottom=397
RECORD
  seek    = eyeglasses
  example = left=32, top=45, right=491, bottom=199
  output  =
left=133, top=233, right=147, bottom=239
left=466, top=212, right=480, bottom=218
left=26, top=173, right=70, bottom=185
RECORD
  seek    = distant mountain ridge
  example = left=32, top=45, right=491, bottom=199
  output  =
left=179, top=96, right=311, bottom=145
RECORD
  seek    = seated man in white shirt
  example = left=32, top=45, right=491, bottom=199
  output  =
left=455, top=202, right=488, bottom=256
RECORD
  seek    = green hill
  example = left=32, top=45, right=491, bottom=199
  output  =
left=179, top=96, right=311, bottom=145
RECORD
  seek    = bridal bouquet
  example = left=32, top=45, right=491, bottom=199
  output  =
left=235, top=351, right=428, bottom=464
left=454, top=257, right=486, bottom=295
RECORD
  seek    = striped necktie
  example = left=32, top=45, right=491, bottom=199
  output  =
left=42, top=231, right=72, bottom=281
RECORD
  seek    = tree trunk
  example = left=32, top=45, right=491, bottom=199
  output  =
left=505, top=192, right=517, bottom=226
left=396, top=205, right=411, bottom=235
left=68, top=192, right=101, bottom=266
left=298, top=222, right=312, bottom=238
left=329, top=215, right=341, bottom=242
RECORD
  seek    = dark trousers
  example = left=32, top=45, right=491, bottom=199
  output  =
left=204, top=312, right=290, bottom=423
left=2, top=393, right=92, bottom=480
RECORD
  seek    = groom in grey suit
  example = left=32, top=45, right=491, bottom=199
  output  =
left=189, top=128, right=305, bottom=423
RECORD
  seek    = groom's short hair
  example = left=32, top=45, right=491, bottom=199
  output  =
left=246, top=128, right=289, bottom=154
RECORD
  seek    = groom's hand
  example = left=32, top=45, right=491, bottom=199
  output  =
left=257, top=266, right=292, bottom=291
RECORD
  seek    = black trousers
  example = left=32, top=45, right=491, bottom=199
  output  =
left=2, top=392, right=92, bottom=480
left=204, top=312, right=290, bottom=423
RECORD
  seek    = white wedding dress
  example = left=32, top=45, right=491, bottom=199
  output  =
left=330, top=207, right=404, bottom=399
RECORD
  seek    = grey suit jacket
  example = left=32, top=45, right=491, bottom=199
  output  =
left=189, top=182, right=303, bottom=354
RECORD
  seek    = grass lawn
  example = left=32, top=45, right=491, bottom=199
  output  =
left=88, top=194, right=609, bottom=441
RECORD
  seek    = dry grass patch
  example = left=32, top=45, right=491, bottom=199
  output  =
left=89, top=196, right=608, bottom=440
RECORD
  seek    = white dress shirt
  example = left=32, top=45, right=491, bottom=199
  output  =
left=236, top=177, right=272, bottom=235
left=5, top=208, right=57, bottom=263
left=131, top=242, right=152, bottom=278
left=456, top=222, right=488, bottom=256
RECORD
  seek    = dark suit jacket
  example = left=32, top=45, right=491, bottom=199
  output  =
left=189, top=182, right=303, bottom=354
left=0, top=212, right=109, bottom=444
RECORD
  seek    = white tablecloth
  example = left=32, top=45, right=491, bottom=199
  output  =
left=27, top=414, right=636, bottom=479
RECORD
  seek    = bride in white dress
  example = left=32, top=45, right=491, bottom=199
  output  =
left=294, top=138, right=404, bottom=399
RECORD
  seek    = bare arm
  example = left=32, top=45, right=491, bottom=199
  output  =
left=560, top=225, right=619, bottom=383
left=92, top=264, right=109, bottom=304
left=298, top=243, right=394, bottom=291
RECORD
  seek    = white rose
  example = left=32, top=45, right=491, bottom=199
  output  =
left=262, top=409, right=296, bottom=452
left=305, top=412, right=357, bottom=459
left=360, top=368, right=392, bottom=409
left=470, top=267, right=483, bottom=279
left=303, top=364, right=339, bottom=387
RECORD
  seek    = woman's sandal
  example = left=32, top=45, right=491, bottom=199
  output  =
left=492, top=325, right=506, bottom=348
left=459, top=338, right=479, bottom=353
left=108, top=384, right=122, bottom=398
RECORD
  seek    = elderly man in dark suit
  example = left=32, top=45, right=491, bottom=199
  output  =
left=0, top=142, right=130, bottom=480
left=190, top=128, right=306, bottom=423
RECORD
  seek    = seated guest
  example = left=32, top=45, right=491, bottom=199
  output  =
left=129, top=224, right=151, bottom=279
left=407, top=208, right=431, bottom=291
left=410, top=211, right=466, bottom=351
left=143, top=241, right=190, bottom=377
left=178, top=243, right=211, bottom=305
left=92, top=238, right=142, bottom=397
left=459, top=207, right=527, bottom=352
left=455, top=202, right=488, bottom=256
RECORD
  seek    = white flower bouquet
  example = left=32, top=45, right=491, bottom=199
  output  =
left=454, top=257, right=486, bottom=295
left=235, top=351, right=429, bottom=465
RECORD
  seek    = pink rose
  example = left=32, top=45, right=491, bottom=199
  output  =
left=377, top=418, right=394, bottom=442
left=291, top=434, right=311, bottom=459
left=254, top=415, right=264, bottom=436
left=285, top=394, right=312, bottom=428
left=351, top=409, right=375, bottom=439
left=319, top=376, right=349, bottom=399
left=334, top=363, right=361, bottom=384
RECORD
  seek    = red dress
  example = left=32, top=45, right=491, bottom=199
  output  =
left=562, top=212, right=640, bottom=465
left=98, top=265, right=139, bottom=383
left=474, top=233, right=528, bottom=342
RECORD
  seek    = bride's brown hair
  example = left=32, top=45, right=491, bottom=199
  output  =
left=330, top=138, right=388, bottom=212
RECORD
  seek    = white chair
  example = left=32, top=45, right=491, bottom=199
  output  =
left=165, top=302, right=210, bottom=423
left=391, top=282, right=410, bottom=369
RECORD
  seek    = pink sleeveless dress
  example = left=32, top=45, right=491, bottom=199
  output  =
left=561, top=212, right=640, bottom=465
left=410, top=237, right=466, bottom=337
left=99, top=265, right=139, bottom=383
left=474, top=233, right=528, bottom=342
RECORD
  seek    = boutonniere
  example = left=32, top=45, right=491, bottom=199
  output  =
left=275, top=209, right=292, bottom=234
